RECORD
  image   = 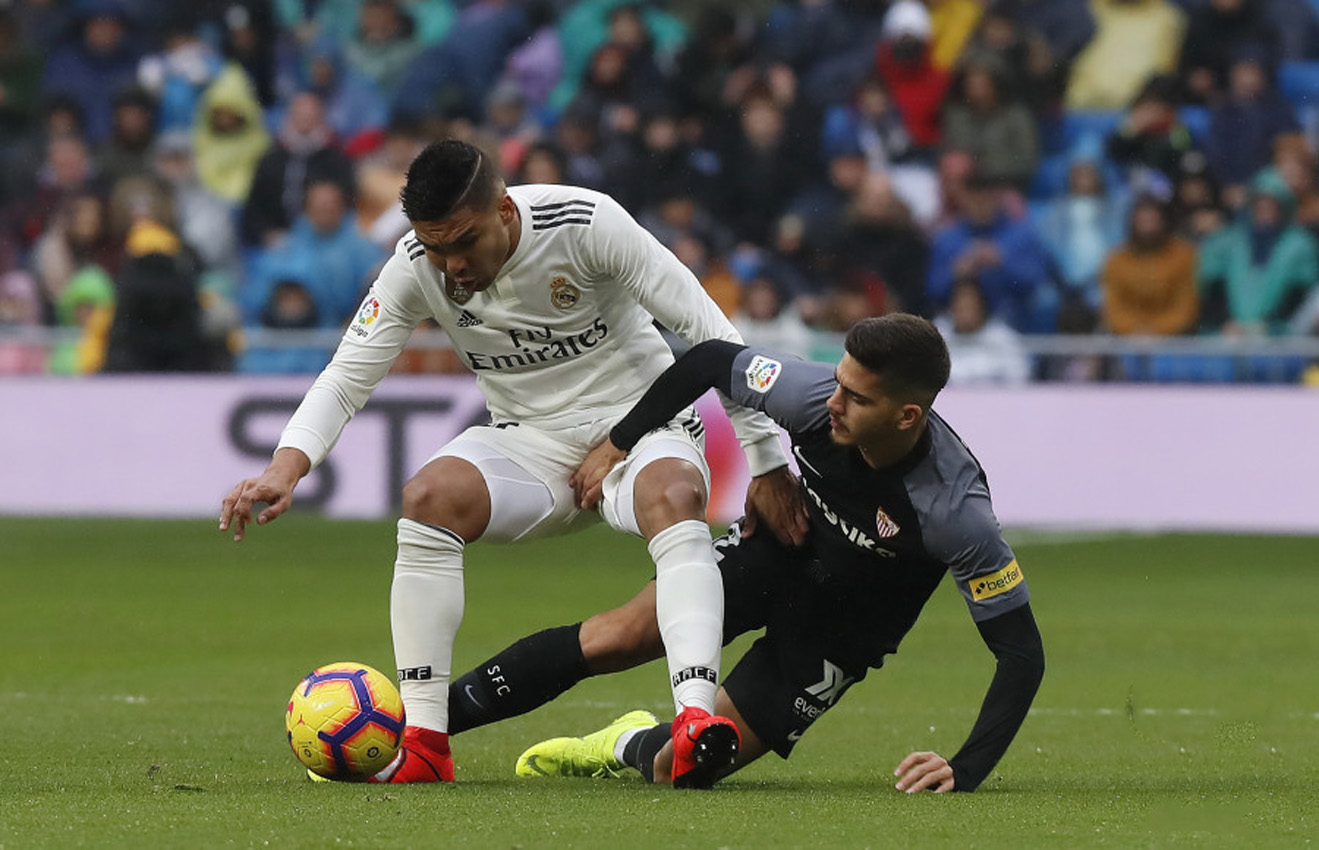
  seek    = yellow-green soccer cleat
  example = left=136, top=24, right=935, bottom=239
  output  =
left=515, top=709, right=660, bottom=779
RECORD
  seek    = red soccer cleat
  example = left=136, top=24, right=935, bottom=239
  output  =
left=370, top=726, right=455, bottom=783
left=669, top=707, right=740, bottom=789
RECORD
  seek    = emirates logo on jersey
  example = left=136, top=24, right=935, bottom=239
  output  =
left=550, top=276, right=580, bottom=309
left=875, top=507, right=900, bottom=538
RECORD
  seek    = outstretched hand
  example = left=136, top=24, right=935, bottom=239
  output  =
left=571, top=438, right=628, bottom=509
left=219, top=448, right=309, bottom=541
left=893, top=750, right=955, bottom=794
left=741, top=466, right=809, bottom=547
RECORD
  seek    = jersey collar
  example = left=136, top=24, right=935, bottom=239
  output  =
left=492, top=189, right=534, bottom=290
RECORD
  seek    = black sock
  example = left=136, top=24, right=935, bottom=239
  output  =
left=446, top=624, right=591, bottom=735
left=621, top=723, right=670, bottom=783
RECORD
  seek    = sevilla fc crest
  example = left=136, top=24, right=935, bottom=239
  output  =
left=875, top=507, right=900, bottom=538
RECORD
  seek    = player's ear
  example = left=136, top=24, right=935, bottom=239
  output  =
left=896, top=402, right=924, bottom=431
left=498, top=192, right=516, bottom=224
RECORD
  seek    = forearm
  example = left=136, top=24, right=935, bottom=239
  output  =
left=949, top=604, right=1045, bottom=791
left=610, top=340, right=743, bottom=450
left=271, top=446, right=312, bottom=479
left=277, top=312, right=413, bottom=467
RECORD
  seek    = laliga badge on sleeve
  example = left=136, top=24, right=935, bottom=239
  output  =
left=745, top=355, right=783, bottom=393
left=350, top=294, right=381, bottom=338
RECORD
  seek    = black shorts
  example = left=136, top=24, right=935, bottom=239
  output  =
left=715, top=523, right=873, bottom=759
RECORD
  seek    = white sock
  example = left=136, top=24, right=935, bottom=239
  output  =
left=649, top=519, right=722, bottom=715
left=391, top=518, right=465, bottom=733
left=614, top=726, right=646, bottom=764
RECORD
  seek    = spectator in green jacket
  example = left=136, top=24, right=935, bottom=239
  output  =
left=1198, top=167, right=1319, bottom=336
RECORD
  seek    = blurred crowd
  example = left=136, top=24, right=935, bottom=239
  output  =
left=3, top=0, right=1319, bottom=383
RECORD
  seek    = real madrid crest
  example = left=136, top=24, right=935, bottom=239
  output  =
left=446, top=278, right=474, bottom=305
left=550, top=276, right=580, bottom=310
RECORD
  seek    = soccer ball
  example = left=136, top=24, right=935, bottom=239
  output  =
left=286, top=662, right=405, bottom=779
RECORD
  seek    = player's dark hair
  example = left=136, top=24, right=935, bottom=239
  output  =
left=844, top=314, right=951, bottom=408
left=400, top=139, right=502, bottom=223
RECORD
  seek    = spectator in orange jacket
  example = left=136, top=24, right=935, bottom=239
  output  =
left=1101, top=194, right=1199, bottom=335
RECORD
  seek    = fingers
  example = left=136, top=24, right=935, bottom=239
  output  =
left=894, top=750, right=926, bottom=776
left=218, top=482, right=243, bottom=531
left=778, top=505, right=809, bottom=547
left=574, top=470, right=602, bottom=509
left=220, top=480, right=254, bottom=541
left=739, top=510, right=758, bottom=538
left=745, top=468, right=809, bottom=547
left=258, top=491, right=293, bottom=526
left=231, top=485, right=255, bottom=542
left=221, top=479, right=288, bottom=542
left=893, top=751, right=954, bottom=794
left=763, top=501, right=807, bottom=547
left=581, top=479, right=605, bottom=510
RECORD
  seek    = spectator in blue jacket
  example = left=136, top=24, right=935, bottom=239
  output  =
left=927, top=172, right=1053, bottom=330
left=135, top=16, right=223, bottom=134
left=1035, top=135, right=1129, bottom=310
left=294, top=37, right=388, bottom=142
left=40, top=0, right=141, bottom=145
left=1205, top=45, right=1298, bottom=203
left=242, top=179, right=385, bottom=331
left=391, top=1, right=531, bottom=122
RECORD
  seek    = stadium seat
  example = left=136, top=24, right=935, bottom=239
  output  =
left=1148, top=354, right=1238, bottom=383
left=1027, top=154, right=1072, bottom=199
left=1178, top=106, right=1211, bottom=146
left=1058, top=111, right=1123, bottom=151
left=1278, top=61, right=1319, bottom=107
left=1026, top=152, right=1125, bottom=200
left=1242, top=354, right=1308, bottom=383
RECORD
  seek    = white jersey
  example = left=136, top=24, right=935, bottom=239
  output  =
left=277, top=184, right=788, bottom=475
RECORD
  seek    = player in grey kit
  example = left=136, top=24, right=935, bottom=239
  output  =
left=445, top=314, right=1045, bottom=792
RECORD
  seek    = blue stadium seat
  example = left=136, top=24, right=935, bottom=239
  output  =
left=1242, top=354, right=1308, bottom=383
left=1059, top=111, right=1123, bottom=150
left=1178, top=106, right=1211, bottom=146
left=1028, top=153, right=1073, bottom=199
left=1278, top=61, right=1319, bottom=107
left=1027, top=152, right=1126, bottom=200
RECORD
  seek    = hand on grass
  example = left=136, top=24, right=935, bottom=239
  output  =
left=894, top=750, right=955, bottom=794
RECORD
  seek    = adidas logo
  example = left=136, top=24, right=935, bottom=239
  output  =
left=456, top=310, right=483, bottom=327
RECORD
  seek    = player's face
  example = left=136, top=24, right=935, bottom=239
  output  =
left=826, top=354, right=916, bottom=450
left=412, top=194, right=520, bottom=293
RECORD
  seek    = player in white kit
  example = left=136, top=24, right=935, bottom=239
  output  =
left=219, top=139, right=807, bottom=785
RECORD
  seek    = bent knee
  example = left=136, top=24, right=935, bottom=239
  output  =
left=633, top=461, right=708, bottom=535
left=401, top=458, right=490, bottom=540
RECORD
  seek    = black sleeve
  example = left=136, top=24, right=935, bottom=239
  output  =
left=948, top=602, right=1045, bottom=792
left=610, top=339, right=744, bottom=450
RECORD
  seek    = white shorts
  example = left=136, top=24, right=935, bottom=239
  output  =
left=428, top=408, right=708, bottom=542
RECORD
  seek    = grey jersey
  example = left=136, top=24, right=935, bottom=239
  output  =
left=726, top=348, right=1029, bottom=665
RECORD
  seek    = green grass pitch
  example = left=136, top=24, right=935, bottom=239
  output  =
left=2, top=517, right=1316, bottom=848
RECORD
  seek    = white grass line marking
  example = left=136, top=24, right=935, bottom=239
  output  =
left=1027, top=707, right=1221, bottom=717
